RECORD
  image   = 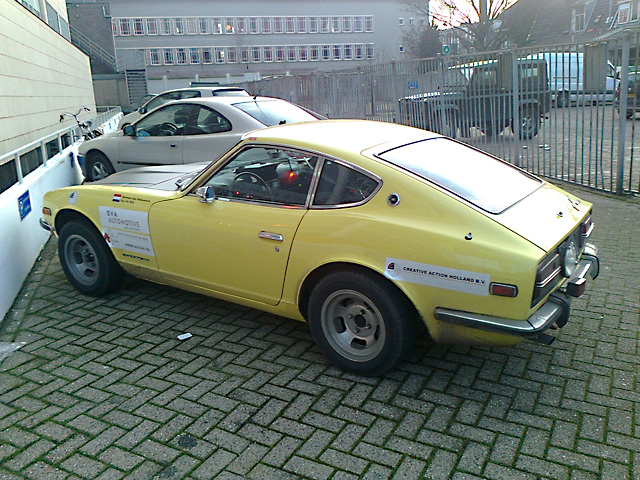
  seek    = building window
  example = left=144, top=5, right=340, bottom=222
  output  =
left=285, top=17, right=295, bottom=33
left=45, top=2, right=60, bottom=33
left=111, top=19, right=118, bottom=36
left=249, top=17, right=259, bottom=33
left=332, top=17, right=341, bottom=33
left=160, top=18, right=171, bottom=35
left=366, top=44, right=374, bottom=59
left=59, top=17, right=70, bottom=40
left=202, top=48, right=213, bottom=64
left=343, top=17, right=352, bottom=32
left=173, top=18, right=184, bottom=35
left=0, top=159, right=19, bottom=194
left=212, top=18, right=223, bottom=34
left=273, top=17, right=284, bottom=34
left=322, top=45, right=331, bottom=61
left=190, top=48, right=200, bottom=64
left=354, top=16, right=363, bottom=32
left=164, top=48, right=175, bottom=64
left=399, top=18, right=404, bottom=26
left=226, top=47, right=238, bottom=63
left=119, top=18, right=131, bottom=36
left=252, top=46, right=262, bottom=62
left=224, top=18, right=235, bottom=33
left=237, top=17, right=247, bottom=34
left=364, top=16, right=374, bottom=32
left=344, top=44, right=353, bottom=60
left=147, top=18, right=158, bottom=35
left=275, top=45, right=285, bottom=62
left=240, top=47, right=250, bottom=63
left=20, top=146, right=43, bottom=178
left=215, top=47, right=225, bottom=63
left=355, top=44, right=364, bottom=60
left=199, top=18, right=210, bottom=34
left=297, top=17, right=307, bottom=33
left=262, top=17, right=272, bottom=34
left=186, top=17, right=197, bottom=34
left=399, top=45, right=405, bottom=53
left=309, top=17, right=319, bottom=33
left=149, top=48, right=161, bottom=65
left=310, top=45, right=320, bottom=61
left=409, top=17, right=415, bottom=26
left=133, top=18, right=145, bottom=35
left=573, top=5, right=586, bottom=30
left=299, top=45, right=308, bottom=61
left=321, top=17, right=330, bottom=33
left=332, top=44, right=341, bottom=60
left=263, top=46, right=273, bottom=62
left=176, top=48, right=188, bottom=64
left=288, top=45, right=297, bottom=62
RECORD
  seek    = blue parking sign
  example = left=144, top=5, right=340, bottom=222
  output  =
left=18, top=191, right=31, bottom=221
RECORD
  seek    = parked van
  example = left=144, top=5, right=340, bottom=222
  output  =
left=532, top=52, right=617, bottom=107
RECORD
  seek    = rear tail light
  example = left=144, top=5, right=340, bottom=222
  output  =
left=532, top=251, right=561, bottom=307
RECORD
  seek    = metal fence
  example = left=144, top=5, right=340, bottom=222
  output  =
left=242, top=34, right=640, bottom=195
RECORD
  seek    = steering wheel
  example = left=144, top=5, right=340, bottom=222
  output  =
left=157, top=122, right=177, bottom=135
left=232, top=171, right=273, bottom=201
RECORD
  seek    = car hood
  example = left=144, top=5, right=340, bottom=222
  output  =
left=92, top=163, right=209, bottom=190
left=492, top=183, right=591, bottom=252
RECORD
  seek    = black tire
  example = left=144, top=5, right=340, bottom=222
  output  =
left=58, top=220, right=124, bottom=296
left=556, top=91, right=569, bottom=108
left=307, top=270, right=414, bottom=376
left=516, top=107, right=540, bottom=139
left=85, top=152, right=115, bottom=182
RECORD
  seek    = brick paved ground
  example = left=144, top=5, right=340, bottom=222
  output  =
left=1, top=186, right=639, bottom=480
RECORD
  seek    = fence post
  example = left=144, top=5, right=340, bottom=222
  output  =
left=511, top=47, right=521, bottom=167
left=392, top=61, right=401, bottom=124
left=616, top=37, right=630, bottom=194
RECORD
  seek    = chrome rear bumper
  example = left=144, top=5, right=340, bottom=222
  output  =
left=435, top=245, right=599, bottom=345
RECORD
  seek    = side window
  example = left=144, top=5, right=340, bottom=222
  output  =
left=203, top=146, right=318, bottom=206
left=194, top=106, right=232, bottom=134
left=178, top=90, right=202, bottom=100
left=145, top=92, right=180, bottom=112
left=313, top=160, right=379, bottom=206
left=135, top=104, right=191, bottom=137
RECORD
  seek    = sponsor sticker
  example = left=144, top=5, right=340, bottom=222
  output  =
left=112, top=194, right=122, bottom=202
left=385, top=257, right=489, bottom=296
left=68, top=191, right=78, bottom=205
left=102, top=228, right=155, bottom=257
left=99, top=206, right=149, bottom=234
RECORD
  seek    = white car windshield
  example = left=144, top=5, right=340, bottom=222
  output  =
left=233, top=100, right=318, bottom=126
left=378, top=138, right=542, bottom=214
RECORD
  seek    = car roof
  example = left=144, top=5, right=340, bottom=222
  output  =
left=240, top=120, right=439, bottom=156
left=154, top=86, right=249, bottom=96
left=163, top=95, right=286, bottom=107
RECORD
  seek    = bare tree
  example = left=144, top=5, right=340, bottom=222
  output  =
left=399, top=0, right=523, bottom=52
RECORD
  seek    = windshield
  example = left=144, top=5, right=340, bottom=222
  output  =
left=233, top=99, right=319, bottom=126
left=378, top=138, right=542, bottom=214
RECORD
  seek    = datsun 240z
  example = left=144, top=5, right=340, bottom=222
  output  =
left=41, top=120, right=599, bottom=375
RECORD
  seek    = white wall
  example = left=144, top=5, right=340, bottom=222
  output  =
left=0, top=1, right=95, bottom=156
left=0, top=145, right=83, bottom=321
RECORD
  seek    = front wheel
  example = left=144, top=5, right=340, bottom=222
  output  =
left=58, top=220, right=124, bottom=296
left=308, top=270, right=414, bottom=376
left=85, top=152, right=115, bottom=182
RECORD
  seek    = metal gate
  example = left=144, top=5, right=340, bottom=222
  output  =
left=242, top=34, right=640, bottom=195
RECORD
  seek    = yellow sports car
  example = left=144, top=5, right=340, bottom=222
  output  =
left=41, top=120, right=599, bottom=375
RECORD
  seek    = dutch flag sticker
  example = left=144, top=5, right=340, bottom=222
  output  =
left=112, top=194, right=122, bottom=202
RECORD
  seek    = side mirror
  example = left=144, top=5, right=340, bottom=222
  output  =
left=139, top=107, right=147, bottom=114
left=123, top=124, right=136, bottom=136
left=196, top=185, right=215, bottom=203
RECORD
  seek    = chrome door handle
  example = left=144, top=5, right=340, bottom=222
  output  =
left=259, top=231, right=283, bottom=242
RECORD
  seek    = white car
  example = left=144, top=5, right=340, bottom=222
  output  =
left=79, top=96, right=322, bottom=181
left=118, top=86, right=250, bottom=129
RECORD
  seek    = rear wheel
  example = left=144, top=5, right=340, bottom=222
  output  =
left=58, top=220, right=124, bottom=296
left=556, top=91, right=570, bottom=108
left=515, top=107, right=540, bottom=139
left=307, top=270, right=414, bottom=376
left=85, top=152, right=115, bottom=182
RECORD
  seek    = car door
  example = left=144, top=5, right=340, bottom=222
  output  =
left=119, top=104, right=189, bottom=168
left=181, top=104, right=246, bottom=165
left=148, top=145, right=320, bottom=305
